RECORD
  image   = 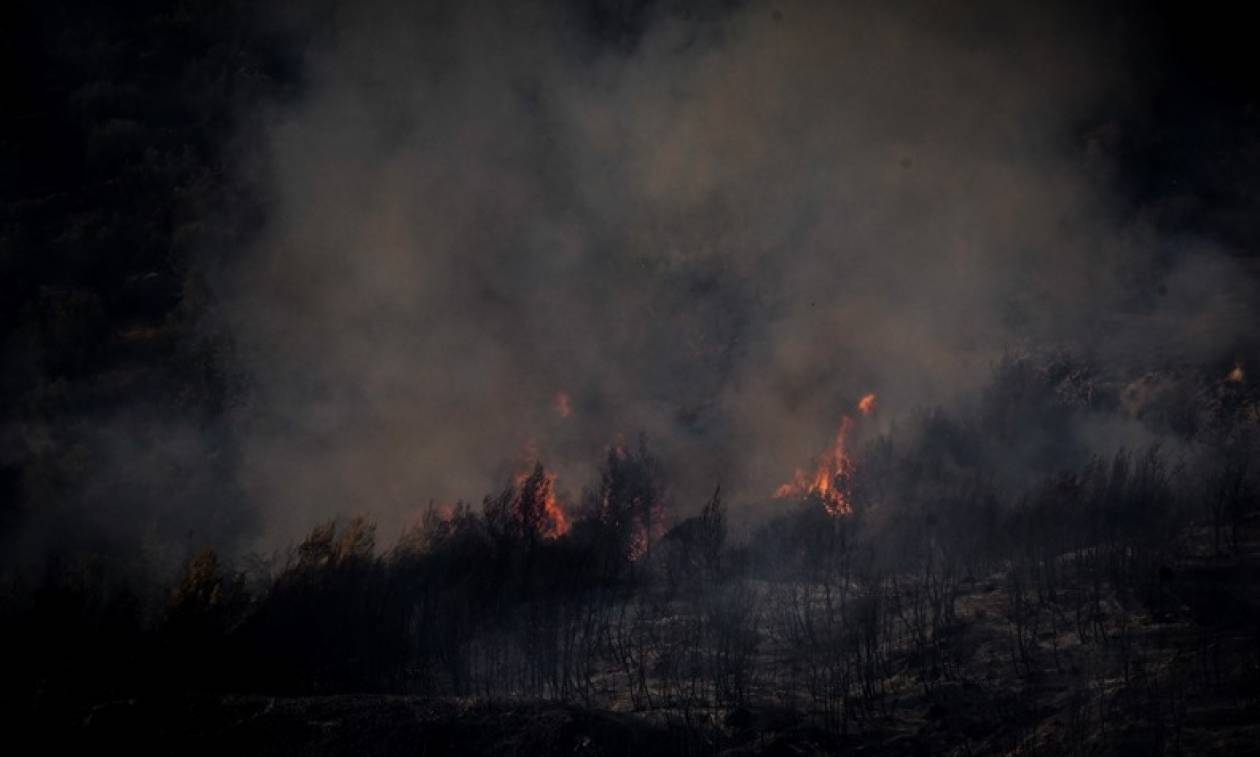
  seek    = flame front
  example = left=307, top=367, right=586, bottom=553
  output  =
left=774, top=393, right=876, bottom=517
left=774, top=417, right=855, bottom=516
left=538, top=468, right=571, bottom=538
left=513, top=463, right=571, bottom=538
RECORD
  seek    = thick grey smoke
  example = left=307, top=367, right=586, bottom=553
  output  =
left=219, top=0, right=1255, bottom=547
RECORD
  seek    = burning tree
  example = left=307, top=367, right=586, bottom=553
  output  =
left=584, top=438, right=667, bottom=575
left=485, top=461, right=571, bottom=543
left=774, top=394, right=877, bottom=516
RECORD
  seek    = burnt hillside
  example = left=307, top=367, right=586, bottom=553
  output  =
left=4, top=2, right=1260, bottom=754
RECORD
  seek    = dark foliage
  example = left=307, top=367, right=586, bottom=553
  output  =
left=7, top=355, right=1260, bottom=754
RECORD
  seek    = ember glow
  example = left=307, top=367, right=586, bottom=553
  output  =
left=552, top=391, right=572, bottom=418
left=1227, top=363, right=1245, bottom=383
left=858, top=392, right=879, bottom=416
left=624, top=511, right=667, bottom=563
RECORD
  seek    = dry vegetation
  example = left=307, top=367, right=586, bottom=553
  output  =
left=5, top=5, right=1260, bottom=754
left=8, top=353, right=1260, bottom=755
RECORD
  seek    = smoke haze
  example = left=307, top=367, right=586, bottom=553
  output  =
left=4, top=1, right=1256, bottom=567
left=209, top=0, right=1255, bottom=547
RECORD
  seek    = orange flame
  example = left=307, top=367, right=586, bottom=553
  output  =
left=513, top=464, right=571, bottom=538
left=774, top=394, right=876, bottom=517
left=1226, top=363, right=1244, bottom=384
left=775, top=417, right=854, bottom=516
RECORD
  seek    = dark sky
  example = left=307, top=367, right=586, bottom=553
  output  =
left=1, top=0, right=1257, bottom=560
left=1090, top=1, right=1260, bottom=253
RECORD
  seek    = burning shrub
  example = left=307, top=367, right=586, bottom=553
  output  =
left=582, top=439, right=667, bottom=577
left=484, top=462, right=570, bottom=544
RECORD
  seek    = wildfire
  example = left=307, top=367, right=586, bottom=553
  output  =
left=513, top=463, right=571, bottom=538
left=774, top=393, right=877, bottom=517
left=1226, top=363, right=1244, bottom=384
left=553, top=391, right=573, bottom=418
